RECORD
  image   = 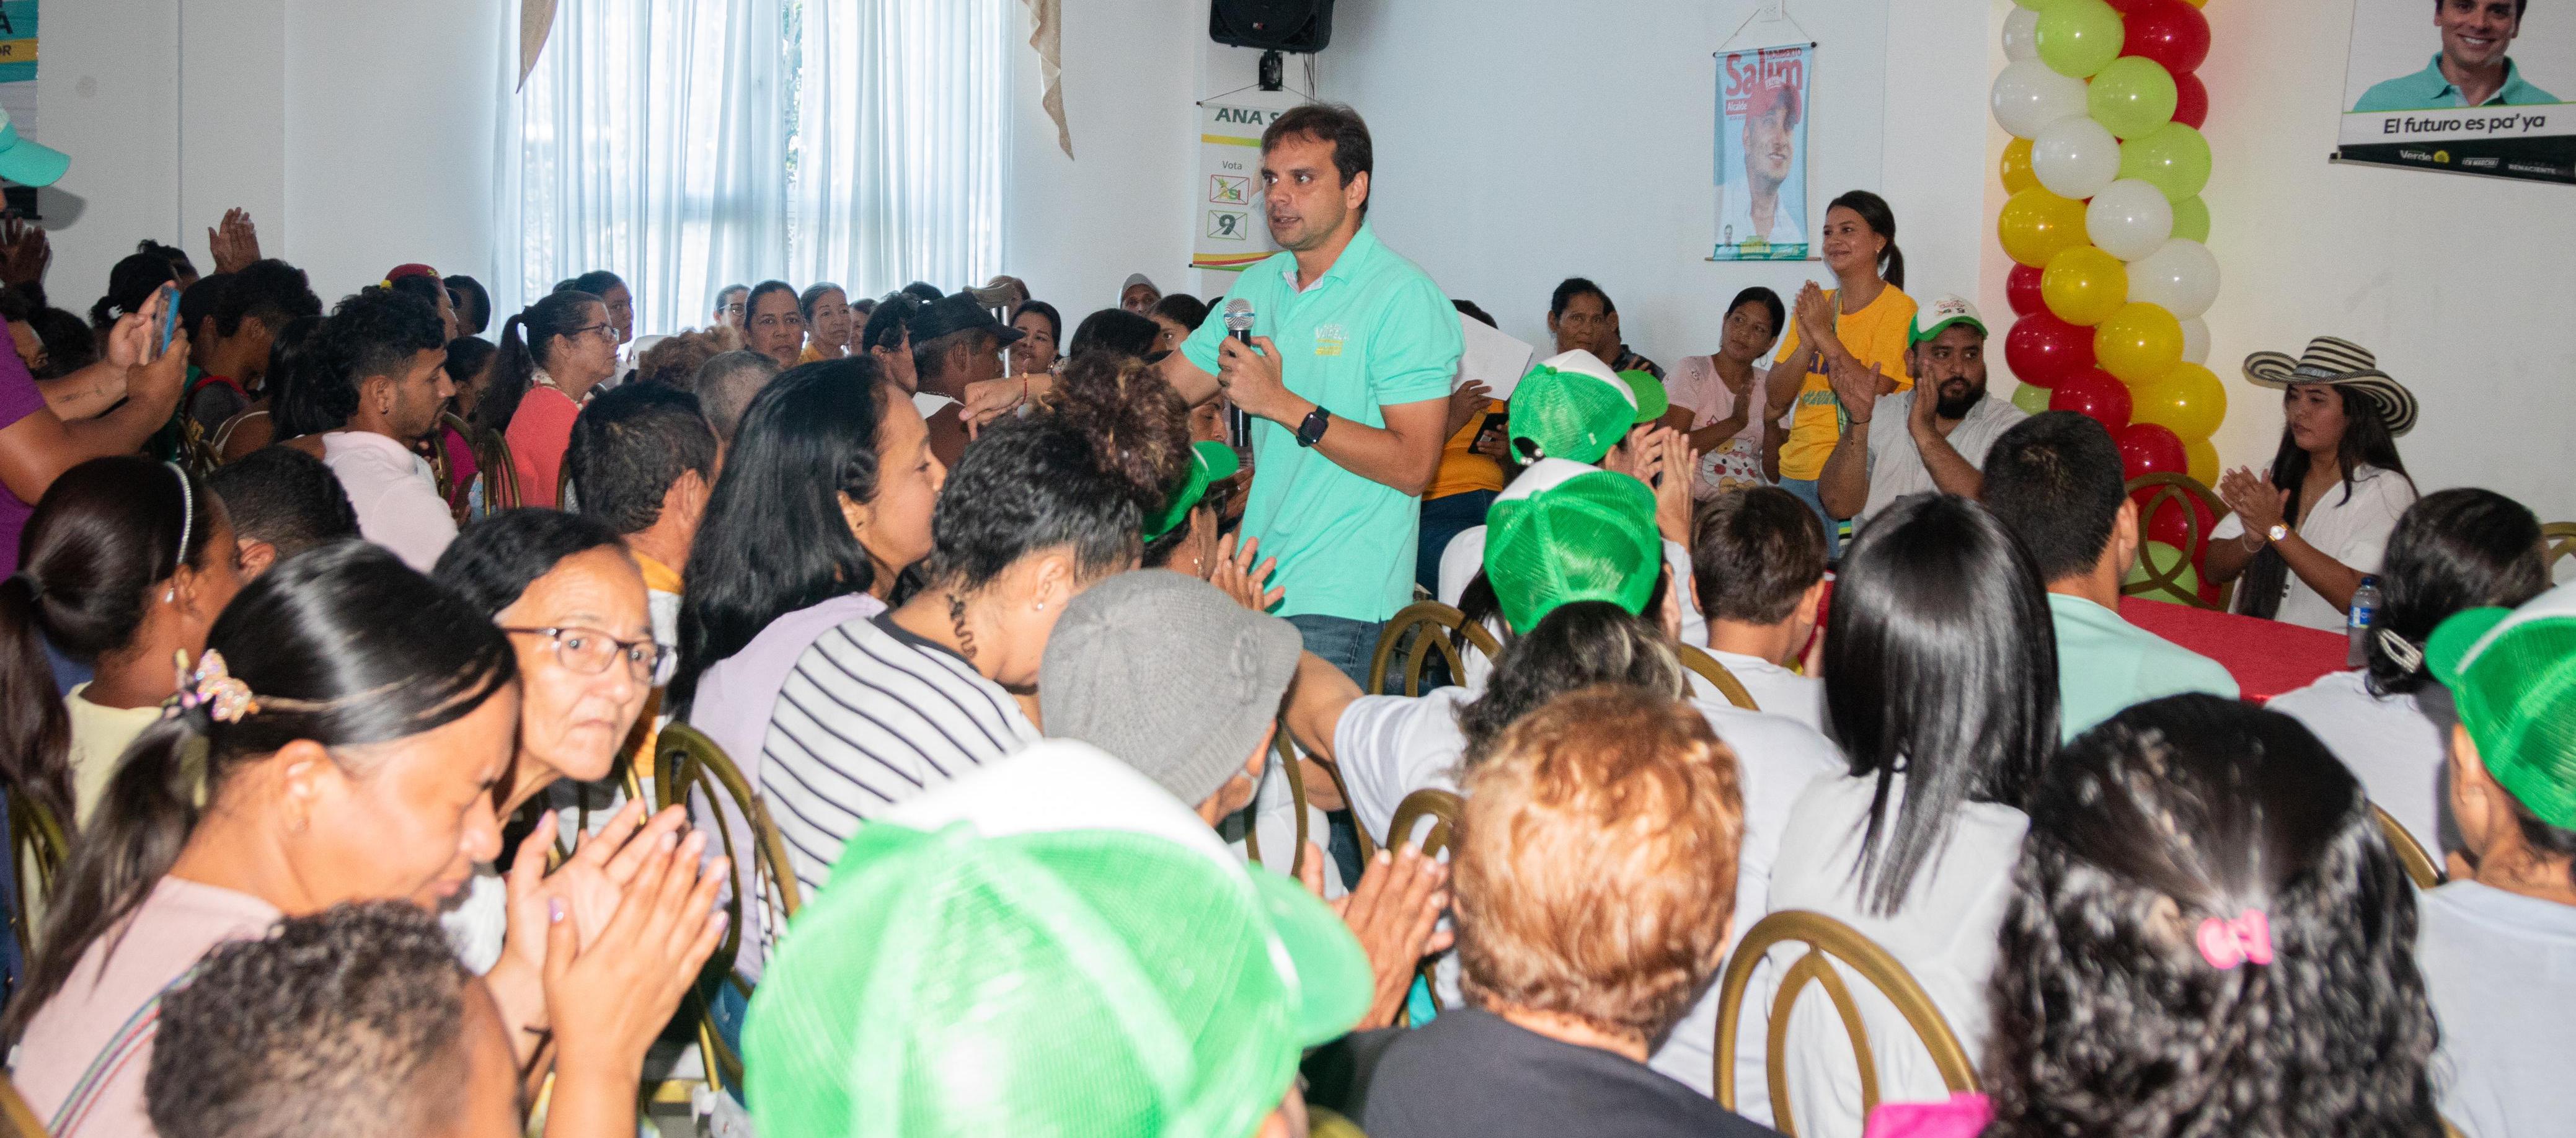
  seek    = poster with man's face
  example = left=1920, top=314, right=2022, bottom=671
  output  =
left=2339, top=0, right=2574, bottom=182
left=1715, top=44, right=1812, bottom=260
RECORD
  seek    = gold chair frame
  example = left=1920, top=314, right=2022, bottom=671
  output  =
left=2122, top=473, right=2234, bottom=611
left=653, top=723, right=802, bottom=1093
left=1384, top=788, right=1464, bottom=1021
left=1678, top=644, right=1759, bottom=711
left=1714, top=910, right=1980, bottom=1135
left=0, top=1075, right=52, bottom=1138
left=2543, top=522, right=2575, bottom=578
left=1242, top=715, right=1311, bottom=879
left=7, top=794, right=66, bottom=963
left=1366, top=602, right=1500, bottom=697
left=471, top=419, right=524, bottom=513
left=2373, top=802, right=2443, bottom=890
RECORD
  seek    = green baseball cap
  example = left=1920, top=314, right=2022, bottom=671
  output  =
left=743, top=740, right=1371, bottom=1138
left=1484, top=458, right=1663, bottom=636
left=2427, top=582, right=2576, bottom=832
left=1617, top=369, right=1670, bottom=424
left=1144, top=440, right=1241, bottom=541
left=1910, top=294, right=1988, bottom=347
left=0, top=107, right=67, bottom=189
left=1507, top=349, right=1639, bottom=465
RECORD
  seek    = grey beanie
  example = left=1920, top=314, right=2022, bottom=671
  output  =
left=1040, top=569, right=1303, bottom=807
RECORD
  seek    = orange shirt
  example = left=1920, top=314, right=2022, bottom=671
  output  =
left=1427, top=398, right=1508, bottom=500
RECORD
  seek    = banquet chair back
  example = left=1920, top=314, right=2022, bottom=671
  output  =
left=2544, top=522, right=2575, bottom=579
left=653, top=723, right=800, bottom=1092
left=2373, top=802, right=2443, bottom=889
left=0, top=1074, right=51, bottom=1138
left=1713, top=910, right=1980, bottom=1136
left=1386, top=787, right=1464, bottom=1020
left=471, top=421, right=522, bottom=512
left=9, top=793, right=67, bottom=956
left=1242, top=715, right=1311, bottom=879
left=1366, top=602, right=1500, bottom=696
left=2122, top=473, right=2234, bottom=611
left=1678, top=644, right=1759, bottom=711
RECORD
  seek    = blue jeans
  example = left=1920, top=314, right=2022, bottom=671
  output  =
left=1779, top=476, right=1842, bottom=559
left=1416, top=489, right=1497, bottom=595
left=1286, top=613, right=1384, bottom=889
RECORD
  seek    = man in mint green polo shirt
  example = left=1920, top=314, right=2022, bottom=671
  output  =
left=1159, top=103, right=1463, bottom=683
left=2353, top=0, right=2559, bottom=111
left=1981, top=412, right=2238, bottom=740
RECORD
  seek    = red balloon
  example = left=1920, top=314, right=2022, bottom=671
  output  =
left=2136, top=488, right=2219, bottom=551
left=2104, top=0, right=2154, bottom=10
left=2171, top=71, right=2208, bottom=129
left=2115, top=422, right=2187, bottom=480
left=2050, top=368, right=2133, bottom=432
left=2006, top=264, right=2046, bottom=318
left=2005, top=314, right=2097, bottom=388
left=2123, top=0, right=2211, bottom=75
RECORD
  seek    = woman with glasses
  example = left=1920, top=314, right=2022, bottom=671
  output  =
left=433, top=508, right=670, bottom=966
left=482, top=290, right=619, bottom=509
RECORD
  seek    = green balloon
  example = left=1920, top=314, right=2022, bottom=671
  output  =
left=2012, top=0, right=2069, bottom=9
left=2125, top=539, right=2204, bottom=604
left=2170, top=195, right=2211, bottom=242
left=2119, top=122, right=2213, bottom=202
left=2012, top=381, right=2055, bottom=416
left=2035, top=0, right=2125, bottom=78
left=2088, top=56, right=2179, bottom=140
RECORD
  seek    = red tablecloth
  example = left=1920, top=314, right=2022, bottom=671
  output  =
left=2118, top=597, right=2350, bottom=702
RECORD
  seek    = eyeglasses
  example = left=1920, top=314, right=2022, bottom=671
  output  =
left=502, top=626, right=671, bottom=684
left=565, top=322, right=619, bottom=344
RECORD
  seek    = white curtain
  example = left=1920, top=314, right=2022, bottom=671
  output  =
left=495, top=0, right=1007, bottom=336
left=788, top=0, right=1009, bottom=297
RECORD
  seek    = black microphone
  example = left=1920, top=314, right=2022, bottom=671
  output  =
left=1224, top=298, right=1255, bottom=347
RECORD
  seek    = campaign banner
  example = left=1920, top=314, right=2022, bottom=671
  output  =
left=2336, top=0, right=2574, bottom=184
left=1192, top=100, right=1288, bottom=273
left=0, top=1, right=39, bottom=142
left=1714, top=43, right=1812, bottom=260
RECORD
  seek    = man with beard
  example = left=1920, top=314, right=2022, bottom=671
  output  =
left=1718, top=79, right=1803, bottom=251
left=1817, top=296, right=2022, bottom=533
left=2355, top=0, right=2557, bottom=112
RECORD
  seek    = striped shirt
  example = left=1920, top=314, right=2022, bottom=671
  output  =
left=758, top=611, right=1038, bottom=896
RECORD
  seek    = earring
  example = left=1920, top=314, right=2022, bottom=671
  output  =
left=164, top=589, right=175, bottom=603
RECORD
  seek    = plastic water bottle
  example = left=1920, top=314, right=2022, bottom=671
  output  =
left=2347, top=575, right=2381, bottom=668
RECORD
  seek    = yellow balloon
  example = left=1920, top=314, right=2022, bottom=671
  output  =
left=2182, top=435, right=2219, bottom=485
left=2040, top=246, right=2129, bottom=326
left=2001, top=137, right=2038, bottom=195
left=2132, top=362, right=2228, bottom=439
left=1998, top=187, right=2091, bottom=268
left=2094, top=301, right=2185, bottom=385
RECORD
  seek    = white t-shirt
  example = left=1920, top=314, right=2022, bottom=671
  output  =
left=1703, top=647, right=1824, bottom=732
left=321, top=430, right=458, bottom=572
left=1735, top=771, right=2029, bottom=1134
left=2267, top=669, right=2448, bottom=855
left=1853, top=390, right=2026, bottom=530
left=2213, top=465, right=2417, bottom=631
left=2419, top=881, right=2576, bottom=1138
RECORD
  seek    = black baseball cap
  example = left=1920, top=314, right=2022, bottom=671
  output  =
left=910, top=291, right=1024, bottom=345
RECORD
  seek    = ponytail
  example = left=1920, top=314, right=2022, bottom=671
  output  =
left=480, top=290, right=601, bottom=437
left=1882, top=241, right=1906, bottom=291
left=0, top=574, right=74, bottom=831
left=1826, top=189, right=1904, bottom=291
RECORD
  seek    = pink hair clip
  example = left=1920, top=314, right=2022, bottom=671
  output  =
left=168, top=649, right=259, bottom=724
left=2196, top=908, right=2273, bottom=970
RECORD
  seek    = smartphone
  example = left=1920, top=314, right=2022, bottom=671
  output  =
left=1473, top=411, right=1508, bottom=453
left=155, top=283, right=182, bottom=355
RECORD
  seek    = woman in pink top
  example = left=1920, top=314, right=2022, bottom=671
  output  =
left=484, top=290, right=617, bottom=509
left=7, top=544, right=724, bottom=1138
left=1662, top=287, right=1787, bottom=497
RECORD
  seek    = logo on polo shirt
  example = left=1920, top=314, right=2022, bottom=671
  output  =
left=1314, top=322, right=1347, bottom=357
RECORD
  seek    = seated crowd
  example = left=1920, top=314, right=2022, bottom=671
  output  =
left=0, top=103, right=2568, bottom=1138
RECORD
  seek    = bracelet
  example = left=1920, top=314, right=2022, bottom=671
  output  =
left=1848, top=417, right=1869, bottom=427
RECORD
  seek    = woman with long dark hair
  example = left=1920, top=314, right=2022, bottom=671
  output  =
left=214, top=313, right=323, bottom=461
left=2270, top=487, right=2546, bottom=855
left=1744, top=491, right=2057, bottom=1134
left=1760, top=190, right=1913, bottom=554
left=2205, top=337, right=2420, bottom=631
left=1976, top=695, right=2441, bottom=1138
left=484, top=289, right=616, bottom=508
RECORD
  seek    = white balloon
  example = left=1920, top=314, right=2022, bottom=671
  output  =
left=2032, top=116, right=2121, bottom=199
left=2003, top=7, right=2040, bottom=62
left=1991, top=58, right=2088, bottom=140
left=2180, top=316, right=2211, bottom=365
left=2128, top=238, right=2222, bottom=320
left=2085, top=179, right=2175, bottom=261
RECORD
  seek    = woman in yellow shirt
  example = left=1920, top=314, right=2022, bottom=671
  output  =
left=1762, top=190, right=1914, bottom=555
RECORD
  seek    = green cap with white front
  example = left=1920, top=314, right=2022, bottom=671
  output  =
left=1483, top=458, right=1663, bottom=636
left=1144, top=440, right=1241, bottom=541
left=1910, top=295, right=1987, bottom=347
left=1507, top=349, right=1637, bottom=465
left=743, top=740, right=1371, bottom=1138
left=2427, top=581, right=2576, bottom=832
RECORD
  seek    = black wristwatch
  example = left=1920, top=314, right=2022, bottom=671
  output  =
left=1295, top=406, right=1332, bottom=448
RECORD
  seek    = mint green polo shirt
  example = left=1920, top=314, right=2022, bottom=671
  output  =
left=2353, top=55, right=2559, bottom=112
left=2048, top=593, right=2241, bottom=742
left=1182, top=222, right=1462, bottom=621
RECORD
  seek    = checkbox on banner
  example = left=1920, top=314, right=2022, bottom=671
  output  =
left=1209, top=175, right=1250, bottom=205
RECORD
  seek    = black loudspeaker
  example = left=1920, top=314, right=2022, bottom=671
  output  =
left=1210, top=0, right=1334, bottom=53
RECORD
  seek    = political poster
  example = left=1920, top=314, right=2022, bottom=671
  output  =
left=2337, top=0, right=2574, bottom=184
left=1193, top=100, right=1288, bottom=273
left=0, top=1, right=38, bottom=145
left=1714, top=43, right=1812, bottom=260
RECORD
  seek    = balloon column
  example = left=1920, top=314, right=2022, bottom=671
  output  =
left=1994, top=0, right=2228, bottom=596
